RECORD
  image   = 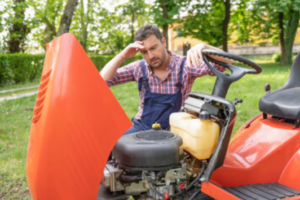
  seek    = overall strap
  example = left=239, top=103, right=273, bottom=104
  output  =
left=176, top=59, right=186, bottom=89
left=140, top=60, right=150, bottom=91
left=141, top=59, right=147, bottom=78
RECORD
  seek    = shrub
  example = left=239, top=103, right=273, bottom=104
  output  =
left=0, top=53, right=143, bottom=85
left=89, top=54, right=143, bottom=71
left=272, top=53, right=281, bottom=63
left=258, top=42, right=267, bottom=47
left=89, top=55, right=114, bottom=71
left=0, top=54, right=45, bottom=85
left=0, top=58, right=14, bottom=84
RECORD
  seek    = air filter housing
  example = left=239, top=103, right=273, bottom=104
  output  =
left=114, top=130, right=183, bottom=170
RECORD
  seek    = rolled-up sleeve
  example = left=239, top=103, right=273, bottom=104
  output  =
left=105, top=60, right=141, bottom=87
left=186, top=60, right=226, bottom=78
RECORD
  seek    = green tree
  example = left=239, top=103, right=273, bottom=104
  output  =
left=255, top=0, right=300, bottom=65
left=78, top=0, right=89, bottom=50
left=0, top=6, right=5, bottom=52
left=57, top=0, right=79, bottom=36
left=6, top=0, right=30, bottom=53
left=71, top=0, right=100, bottom=51
left=177, top=0, right=232, bottom=51
left=116, top=0, right=152, bottom=42
left=151, top=0, right=183, bottom=49
left=29, top=0, right=78, bottom=49
left=90, top=7, right=132, bottom=54
left=230, top=0, right=254, bottom=45
left=222, top=0, right=231, bottom=51
left=28, top=0, right=64, bottom=48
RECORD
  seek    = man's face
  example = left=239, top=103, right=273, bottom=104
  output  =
left=138, top=34, right=167, bottom=68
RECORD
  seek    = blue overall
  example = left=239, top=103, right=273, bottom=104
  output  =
left=124, top=59, right=185, bottom=134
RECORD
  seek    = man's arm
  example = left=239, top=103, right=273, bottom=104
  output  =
left=100, top=41, right=145, bottom=80
left=186, top=43, right=232, bottom=67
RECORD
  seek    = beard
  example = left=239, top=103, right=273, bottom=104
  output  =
left=149, top=51, right=167, bottom=68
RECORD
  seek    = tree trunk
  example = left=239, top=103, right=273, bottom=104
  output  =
left=79, top=0, right=88, bottom=51
left=163, top=25, right=169, bottom=49
left=57, top=0, right=79, bottom=36
left=8, top=0, right=29, bottom=53
left=222, top=0, right=230, bottom=52
left=279, top=12, right=287, bottom=65
left=42, top=23, right=57, bottom=48
left=282, top=9, right=300, bottom=66
left=161, top=0, right=169, bottom=49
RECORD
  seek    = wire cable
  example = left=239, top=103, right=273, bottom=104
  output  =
left=188, top=189, right=201, bottom=200
left=186, top=160, right=206, bottom=191
left=148, top=181, right=165, bottom=198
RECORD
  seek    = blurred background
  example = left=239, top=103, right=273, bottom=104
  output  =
left=1, top=0, right=300, bottom=62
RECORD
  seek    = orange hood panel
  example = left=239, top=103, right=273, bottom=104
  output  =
left=26, top=33, right=132, bottom=200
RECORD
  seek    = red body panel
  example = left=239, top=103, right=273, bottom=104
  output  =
left=210, top=115, right=300, bottom=188
left=282, top=197, right=300, bottom=200
left=26, top=33, right=132, bottom=200
left=279, top=149, right=300, bottom=191
left=201, top=115, right=300, bottom=199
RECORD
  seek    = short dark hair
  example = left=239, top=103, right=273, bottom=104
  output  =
left=134, top=25, right=163, bottom=42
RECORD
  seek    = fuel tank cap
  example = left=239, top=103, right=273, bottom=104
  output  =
left=199, top=110, right=211, bottom=120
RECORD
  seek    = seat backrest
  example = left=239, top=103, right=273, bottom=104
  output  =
left=284, top=52, right=300, bottom=88
left=259, top=52, right=300, bottom=120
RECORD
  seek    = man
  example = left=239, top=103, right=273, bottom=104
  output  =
left=101, top=25, right=232, bottom=134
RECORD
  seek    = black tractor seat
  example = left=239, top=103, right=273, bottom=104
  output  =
left=259, top=87, right=300, bottom=119
left=259, top=53, right=300, bottom=120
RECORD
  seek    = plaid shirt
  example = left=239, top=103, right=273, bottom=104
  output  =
left=106, top=52, right=225, bottom=120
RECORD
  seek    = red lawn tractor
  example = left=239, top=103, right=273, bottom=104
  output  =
left=26, top=34, right=300, bottom=200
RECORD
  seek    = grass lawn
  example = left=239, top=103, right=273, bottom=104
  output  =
left=0, top=96, right=35, bottom=200
left=0, top=79, right=40, bottom=91
left=0, top=79, right=40, bottom=100
left=0, top=88, right=38, bottom=98
left=0, top=61, right=291, bottom=199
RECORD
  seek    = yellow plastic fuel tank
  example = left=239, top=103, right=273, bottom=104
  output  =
left=170, top=111, right=220, bottom=160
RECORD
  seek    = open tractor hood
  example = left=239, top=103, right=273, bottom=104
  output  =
left=26, top=33, right=132, bottom=200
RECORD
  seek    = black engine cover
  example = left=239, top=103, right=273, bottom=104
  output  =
left=114, top=130, right=183, bottom=170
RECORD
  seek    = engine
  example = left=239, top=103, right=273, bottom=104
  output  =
left=101, top=129, right=207, bottom=200
left=100, top=96, right=224, bottom=200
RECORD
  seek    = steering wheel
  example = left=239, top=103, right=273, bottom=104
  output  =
left=202, top=49, right=262, bottom=98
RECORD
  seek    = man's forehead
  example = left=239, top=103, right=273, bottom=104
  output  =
left=142, top=34, right=162, bottom=48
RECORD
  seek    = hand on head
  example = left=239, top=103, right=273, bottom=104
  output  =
left=120, top=41, right=145, bottom=59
